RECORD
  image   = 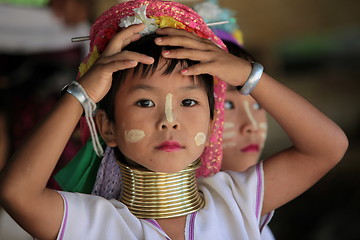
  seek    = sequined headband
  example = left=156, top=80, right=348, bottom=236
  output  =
left=79, top=0, right=226, bottom=177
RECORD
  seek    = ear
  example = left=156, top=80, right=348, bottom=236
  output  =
left=95, top=110, right=117, bottom=147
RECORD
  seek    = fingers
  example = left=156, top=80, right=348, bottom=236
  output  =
left=100, top=51, right=154, bottom=66
left=97, top=59, right=139, bottom=75
left=94, top=51, right=154, bottom=76
left=161, top=48, right=215, bottom=62
left=102, top=24, right=145, bottom=56
left=153, top=28, right=221, bottom=77
left=155, top=28, right=217, bottom=50
left=156, top=27, right=199, bottom=40
left=155, top=35, right=215, bottom=51
left=180, top=62, right=215, bottom=76
left=78, top=50, right=154, bottom=102
left=85, top=50, right=155, bottom=83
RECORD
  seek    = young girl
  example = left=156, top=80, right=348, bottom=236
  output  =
left=194, top=2, right=274, bottom=237
left=192, top=0, right=268, bottom=172
left=221, top=40, right=274, bottom=240
left=219, top=39, right=267, bottom=172
left=0, top=0, right=348, bottom=239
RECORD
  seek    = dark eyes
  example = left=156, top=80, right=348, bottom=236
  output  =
left=136, top=99, right=198, bottom=107
left=181, top=99, right=198, bottom=107
left=253, top=102, right=262, bottom=110
left=224, top=100, right=235, bottom=110
left=136, top=99, right=155, bottom=107
left=224, top=100, right=263, bottom=110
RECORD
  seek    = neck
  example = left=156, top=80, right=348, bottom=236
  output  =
left=118, top=159, right=204, bottom=219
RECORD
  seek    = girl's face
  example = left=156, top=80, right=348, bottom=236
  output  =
left=106, top=62, right=212, bottom=173
left=222, top=88, right=267, bottom=172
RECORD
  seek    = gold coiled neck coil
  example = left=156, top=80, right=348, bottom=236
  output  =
left=118, top=159, right=204, bottom=219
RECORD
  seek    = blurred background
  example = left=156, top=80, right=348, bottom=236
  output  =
left=218, top=1, right=360, bottom=239
left=0, top=0, right=359, bottom=239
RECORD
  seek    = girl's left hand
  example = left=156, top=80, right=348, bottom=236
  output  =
left=155, top=28, right=252, bottom=87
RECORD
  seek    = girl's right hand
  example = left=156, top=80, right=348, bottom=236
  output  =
left=78, top=23, right=154, bottom=103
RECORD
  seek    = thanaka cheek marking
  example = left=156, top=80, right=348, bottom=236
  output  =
left=259, top=122, right=268, bottom=131
left=223, top=131, right=236, bottom=139
left=223, top=122, right=236, bottom=139
left=222, top=142, right=236, bottom=149
left=223, top=122, right=235, bottom=129
left=223, top=121, right=237, bottom=148
left=165, top=93, right=174, bottom=123
left=124, top=129, right=145, bottom=143
left=195, top=132, right=206, bottom=146
left=244, top=100, right=258, bottom=129
left=259, top=122, right=268, bottom=141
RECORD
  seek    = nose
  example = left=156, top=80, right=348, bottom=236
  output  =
left=240, top=121, right=258, bottom=135
left=158, top=111, right=180, bottom=130
left=240, top=100, right=259, bottom=135
left=158, top=93, right=180, bottom=130
left=160, top=121, right=179, bottom=130
left=157, top=106, right=180, bottom=130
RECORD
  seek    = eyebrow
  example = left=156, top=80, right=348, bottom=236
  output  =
left=128, top=84, right=155, bottom=93
left=128, top=83, right=203, bottom=93
left=180, top=85, right=203, bottom=91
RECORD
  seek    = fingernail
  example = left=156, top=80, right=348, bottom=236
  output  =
left=155, top=37, right=163, bottom=43
left=162, top=50, right=170, bottom=56
left=181, top=69, right=188, bottom=74
left=147, top=57, right=154, bottom=64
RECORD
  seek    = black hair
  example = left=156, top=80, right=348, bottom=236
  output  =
left=221, top=39, right=255, bottom=63
left=222, top=39, right=255, bottom=91
left=98, top=33, right=214, bottom=121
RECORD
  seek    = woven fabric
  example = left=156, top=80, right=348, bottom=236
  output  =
left=91, top=147, right=122, bottom=199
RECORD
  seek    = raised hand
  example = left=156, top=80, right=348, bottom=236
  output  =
left=155, top=27, right=252, bottom=87
left=79, top=23, right=154, bottom=103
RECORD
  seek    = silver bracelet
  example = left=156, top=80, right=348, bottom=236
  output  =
left=61, top=81, right=96, bottom=113
left=237, top=62, right=264, bottom=95
left=61, top=81, right=104, bottom=157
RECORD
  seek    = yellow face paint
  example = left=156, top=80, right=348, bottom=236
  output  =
left=223, top=122, right=235, bottom=129
left=165, top=93, right=174, bottom=123
left=223, top=131, right=236, bottom=139
left=195, top=132, right=206, bottom=146
left=222, top=142, right=236, bottom=149
left=222, top=121, right=236, bottom=148
left=259, top=122, right=268, bottom=131
left=259, top=122, right=268, bottom=141
left=244, top=100, right=258, bottom=129
left=124, top=129, right=145, bottom=143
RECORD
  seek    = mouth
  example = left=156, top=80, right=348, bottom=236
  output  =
left=240, top=144, right=260, bottom=153
left=156, top=141, right=184, bottom=152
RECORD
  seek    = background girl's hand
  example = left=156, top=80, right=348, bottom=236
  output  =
left=155, top=28, right=252, bottom=87
left=78, top=24, right=154, bottom=103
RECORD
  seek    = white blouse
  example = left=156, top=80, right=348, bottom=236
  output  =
left=57, top=162, right=272, bottom=240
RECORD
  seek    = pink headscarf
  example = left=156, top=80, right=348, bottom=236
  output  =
left=79, top=0, right=226, bottom=177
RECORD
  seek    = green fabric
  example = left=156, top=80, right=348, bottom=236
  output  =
left=1, top=0, right=50, bottom=7
left=54, top=138, right=104, bottom=194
